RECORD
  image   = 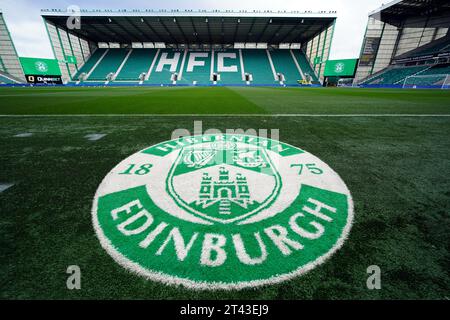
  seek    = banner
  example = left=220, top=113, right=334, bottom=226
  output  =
left=25, top=75, right=63, bottom=85
left=359, top=37, right=381, bottom=67
left=20, top=57, right=62, bottom=76
left=323, top=59, right=358, bottom=77
left=64, top=55, right=77, bottom=64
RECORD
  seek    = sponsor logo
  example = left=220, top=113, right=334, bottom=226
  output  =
left=92, top=134, right=354, bottom=289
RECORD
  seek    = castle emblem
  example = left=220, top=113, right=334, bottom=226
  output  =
left=196, top=167, right=253, bottom=215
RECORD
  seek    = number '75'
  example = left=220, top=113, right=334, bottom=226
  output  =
left=290, top=163, right=323, bottom=175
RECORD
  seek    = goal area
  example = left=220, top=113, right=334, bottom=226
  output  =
left=403, top=74, right=450, bottom=89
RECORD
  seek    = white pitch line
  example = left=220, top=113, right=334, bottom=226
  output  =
left=1, top=114, right=450, bottom=118
left=0, top=183, right=14, bottom=193
left=13, top=132, right=34, bottom=137
left=85, top=133, right=107, bottom=141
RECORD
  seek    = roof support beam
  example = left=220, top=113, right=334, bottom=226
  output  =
left=245, top=18, right=256, bottom=42
left=100, top=23, right=129, bottom=43
left=232, top=19, right=240, bottom=44
left=110, top=18, right=140, bottom=42
left=206, top=18, right=212, bottom=44
left=141, top=18, right=164, bottom=42
left=124, top=17, right=154, bottom=42
left=89, top=25, right=124, bottom=43
left=268, top=23, right=285, bottom=44
left=256, top=19, right=271, bottom=42
left=278, top=21, right=302, bottom=43
left=189, top=18, right=199, bottom=43
left=174, top=19, right=189, bottom=44
left=158, top=18, right=178, bottom=44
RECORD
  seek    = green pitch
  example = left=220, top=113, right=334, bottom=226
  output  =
left=0, top=86, right=449, bottom=299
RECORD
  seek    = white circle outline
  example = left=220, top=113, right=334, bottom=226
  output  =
left=91, top=134, right=354, bottom=290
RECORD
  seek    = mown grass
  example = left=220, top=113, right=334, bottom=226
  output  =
left=0, top=87, right=449, bottom=299
left=0, top=86, right=449, bottom=114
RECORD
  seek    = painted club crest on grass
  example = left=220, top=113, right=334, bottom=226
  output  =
left=92, top=134, right=354, bottom=290
left=168, top=142, right=281, bottom=224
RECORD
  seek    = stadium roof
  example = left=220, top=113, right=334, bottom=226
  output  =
left=41, top=9, right=336, bottom=44
left=369, top=0, right=450, bottom=21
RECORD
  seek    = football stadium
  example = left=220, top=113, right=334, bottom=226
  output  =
left=0, top=0, right=450, bottom=302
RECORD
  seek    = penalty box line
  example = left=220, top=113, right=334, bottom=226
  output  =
left=1, top=114, right=450, bottom=118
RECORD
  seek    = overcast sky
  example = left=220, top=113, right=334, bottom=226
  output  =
left=0, top=0, right=386, bottom=60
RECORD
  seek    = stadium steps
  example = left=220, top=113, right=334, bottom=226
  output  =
left=87, top=49, right=130, bottom=81
left=0, top=70, right=24, bottom=84
left=213, top=49, right=244, bottom=85
left=146, top=49, right=183, bottom=85
left=115, top=49, right=157, bottom=81
left=291, top=50, right=319, bottom=83
left=242, top=49, right=276, bottom=85
left=113, top=49, right=134, bottom=80
left=395, top=65, right=433, bottom=85
left=362, top=65, right=429, bottom=85
left=403, top=63, right=450, bottom=87
left=270, top=50, right=304, bottom=84
left=178, top=51, right=212, bottom=85
left=395, top=34, right=450, bottom=60
left=73, top=48, right=107, bottom=81
left=358, top=67, right=393, bottom=85
left=0, top=74, right=16, bottom=84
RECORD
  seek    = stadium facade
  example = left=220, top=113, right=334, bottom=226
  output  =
left=0, top=11, right=25, bottom=84
left=355, top=0, right=450, bottom=88
left=41, top=9, right=337, bottom=85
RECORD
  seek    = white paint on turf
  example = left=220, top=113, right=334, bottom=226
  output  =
left=1, top=114, right=450, bottom=118
left=85, top=134, right=106, bottom=141
left=91, top=134, right=354, bottom=290
left=14, top=133, right=33, bottom=137
left=0, top=183, right=14, bottom=193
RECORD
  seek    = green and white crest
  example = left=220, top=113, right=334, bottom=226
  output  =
left=35, top=61, right=48, bottom=73
left=167, top=141, right=281, bottom=224
left=334, top=62, right=345, bottom=73
left=92, top=134, right=354, bottom=290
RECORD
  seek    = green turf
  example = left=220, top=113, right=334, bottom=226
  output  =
left=0, top=87, right=449, bottom=299
left=0, top=86, right=450, bottom=114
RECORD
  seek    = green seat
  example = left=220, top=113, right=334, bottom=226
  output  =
left=115, top=49, right=157, bottom=81
left=178, top=51, right=212, bottom=85
left=270, top=50, right=303, bottom=84
left=214, top=49, right=243, bottom=85
left=73, top=49, right=106, bottom=80
left=242, top=49, right=275, bottom=85
left=292, top=50, right=319, bottom=82
left=88, top=49, right=129, bottom=81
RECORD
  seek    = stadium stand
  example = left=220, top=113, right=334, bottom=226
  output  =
left=73, top=48, right=107, bottom=81
left=146, top=50, right=183, bottom=85
left=270, top=50, right=304, bottom=84
left=87, top=49, right=129, bottom=81
left=0, top=70, right=24, bottom=84
left=396, top=35, right=450, bottom=61
left=42, top=10, right=335, bottom=86
left=356, top=0, right=450, bottom=88
left=361, top=65, right=429, bottom=85
left=73, top=47, right=317, bottom=86
left=0, top=11, right=25, bottom=83
left=292, top=50, right=319, bottom=83
left=116, top=49, right=157, bottom=81
left=74, top=49, right=317, bottom=85
left=178, top=51, right=212, bottom=85
left=0, top=73, right=15, bottom=84
left=403, top=63, right=450, bottom=88
left=242, top=49, right=276, bottom=85
left=213, top=49, right=243, bottom=85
